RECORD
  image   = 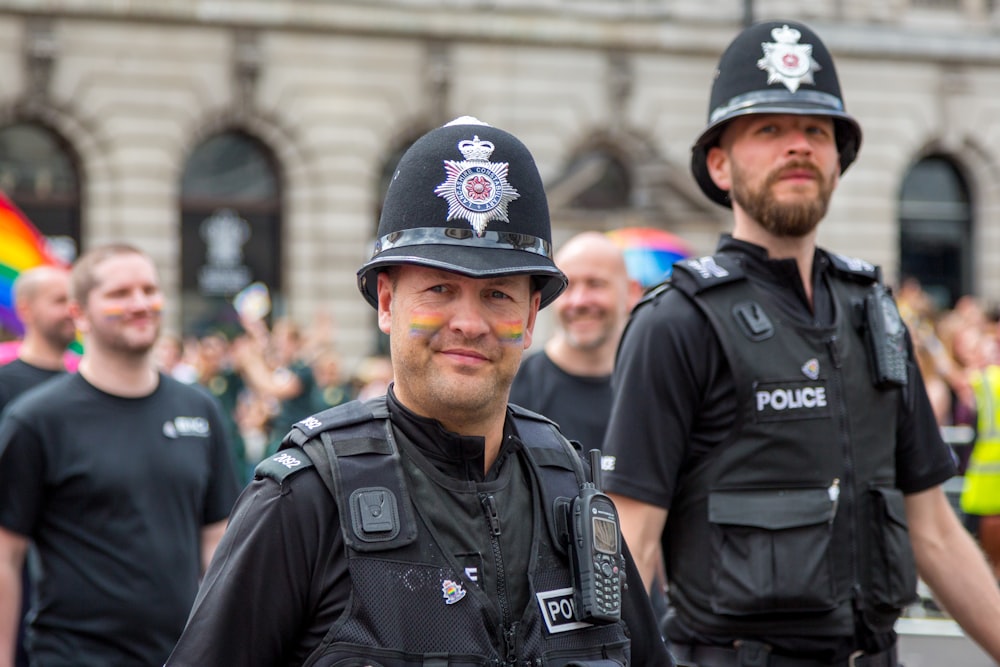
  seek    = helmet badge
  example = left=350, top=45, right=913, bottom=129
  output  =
left=756, top=24, right=821, bottom=93
left=434, top=135, right=521, bottom=237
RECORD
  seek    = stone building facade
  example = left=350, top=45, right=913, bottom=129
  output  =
left=1, top=0, right=998, bottom=363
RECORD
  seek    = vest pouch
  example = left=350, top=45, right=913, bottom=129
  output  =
left=863, top=487, right=918, bottom=631
left=708, top=488, right=837, bottom=615
left=542, top=644, right=628, bottom=666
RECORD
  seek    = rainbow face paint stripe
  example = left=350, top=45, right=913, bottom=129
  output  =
left=409, top=311, right=445, bottom=336
left=496, top=320, right=524, bottom=344
left=101, top=305, right=127, bottom=320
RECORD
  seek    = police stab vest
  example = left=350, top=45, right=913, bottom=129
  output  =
left=258, top=397, right=632, bottom=667
left=661, top=252, right=915, bottom=637
left=961, top=365, right=1000, bottom=515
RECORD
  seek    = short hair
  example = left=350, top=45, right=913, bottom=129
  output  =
left=12, top=265, right=69, bottom=308
left=71, top=243, right=152, bottom=305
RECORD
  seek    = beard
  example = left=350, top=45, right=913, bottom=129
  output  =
left=730, top=160, right=835, bottom=238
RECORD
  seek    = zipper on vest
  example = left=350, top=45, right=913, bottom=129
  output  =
left=826, top=335, right=842, bottom=369
left=480, top=493, right=515, bottom=662
left=827, top=334, right=862, bottom=612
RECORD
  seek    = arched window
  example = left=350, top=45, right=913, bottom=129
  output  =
left=179, top=130, right=281, bottom=336
left=898, top=155, right=972, bottom=309
left=553, top=145, right=631, bottom=211
left=0, top=122, right=81, bottom=262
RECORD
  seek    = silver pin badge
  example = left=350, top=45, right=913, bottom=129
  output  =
left=434, top=135, right=520, bottom=237
left=757, top=24, right=821, bottom=93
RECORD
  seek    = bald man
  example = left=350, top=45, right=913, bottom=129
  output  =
left=0, top=267, right=75, bottom=667
left=510, top=231, right=642, bottom=450
left=0, top=265, right=76, bottom=412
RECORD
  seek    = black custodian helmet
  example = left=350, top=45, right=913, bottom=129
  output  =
left=691, top=20, right=863, bottom=207
left=357, top=117, right=567, bottom=309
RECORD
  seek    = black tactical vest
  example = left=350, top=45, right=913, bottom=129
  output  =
left=661, top=252, right=917, bottom=638
left=259, top=397, right=631, bottom=667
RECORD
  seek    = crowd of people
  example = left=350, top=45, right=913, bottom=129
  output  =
left=153, top=323, right=394, bottom=484
left=3, top=16, right=1000, bottom=667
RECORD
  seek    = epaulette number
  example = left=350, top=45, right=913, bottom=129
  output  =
left=273, top=452, right=303, bottom=469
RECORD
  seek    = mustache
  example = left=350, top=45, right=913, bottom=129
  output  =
left=766, top=160, right=823, bottom=185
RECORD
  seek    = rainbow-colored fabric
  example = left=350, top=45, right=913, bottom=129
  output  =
left=0, top=191, right=66, bottom=336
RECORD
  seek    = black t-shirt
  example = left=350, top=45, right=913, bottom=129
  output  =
left=602, top=236, right=957, bottom=658
left=0, top=372, right=241, bottom=667
left=0, top=359, right=64, bottom=414
left=510, top=351, right=613, bottom=452
left=166, top=389, right=671, bottom=666
left=0, top=358, right=65, bottom=667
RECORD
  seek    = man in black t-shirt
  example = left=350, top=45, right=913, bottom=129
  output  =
left=0, top=265, right=77, bottom=667
left=0, top=244, right=240, bottom=667
left=511, top=232, right=640, bottom=450
left=603, top=19, right=1000, bottom=665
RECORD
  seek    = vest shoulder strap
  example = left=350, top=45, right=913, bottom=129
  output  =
left=510, top=404, right=589, bottom=553
left=826, top=252, right=881, bottom=285
left=281, top=396, right=417, bottom=552
left=254, top=446, right=315, bottom=484
left=670, top=253, right=746, bottom=297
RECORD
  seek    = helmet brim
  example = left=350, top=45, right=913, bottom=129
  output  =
left=357, top=244, right=567, bottom=310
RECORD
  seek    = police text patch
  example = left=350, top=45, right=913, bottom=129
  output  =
left=536, top=588, right=593, bottom=634
left=753, top=380, right=831, bottom=422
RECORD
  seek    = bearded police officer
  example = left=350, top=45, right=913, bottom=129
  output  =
left=166, top=117, right=672, bottom=667
left=600, top=20, right=1000, bottom=666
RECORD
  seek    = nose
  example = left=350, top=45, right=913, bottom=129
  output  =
left=127, top=288, right=161, bottom=313
left=783, top=126, right=814, bottom=156
left=447, top=292, right=491, bottom=339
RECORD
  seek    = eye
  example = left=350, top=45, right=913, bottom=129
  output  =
left=489, top=289, right=512, bottom=301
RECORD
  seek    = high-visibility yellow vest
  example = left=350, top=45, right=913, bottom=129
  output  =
left=961, top=365, right=1000, bottom=515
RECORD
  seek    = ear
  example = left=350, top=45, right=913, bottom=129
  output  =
left=706, top=145, right=732, bottom=194
left=69, top=300, right=89, bottom=335
left=521, top=291, right=542, bottom=350
left=376, top=271, right=393, bottom=334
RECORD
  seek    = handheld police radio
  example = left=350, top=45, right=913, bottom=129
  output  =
left=566, top=449, right=624, bottom=624
left=862, top=282, right=908, bottom=388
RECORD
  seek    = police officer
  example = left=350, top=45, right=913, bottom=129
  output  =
left=165, top=117, right=672, bottom=666
left=600, top=20, right=1000, bottom=666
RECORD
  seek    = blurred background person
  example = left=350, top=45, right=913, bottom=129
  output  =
left=308, top=345, right=353, bottom=413
left=154, top=331, right=198, bottom=384
left=0, top=266, right=76, bottom=410
left=0, top=265, right=76, bottom=667
left=232, top=315, right=316, bottom=460
left=194, top=332, right=251, bottom=484
left=0, top=244, right=241, bottom=667
left=510, top=231, right=641, bottom=449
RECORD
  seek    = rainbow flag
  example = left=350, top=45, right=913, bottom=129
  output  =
left=0, top=191, right=66, bottom=337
